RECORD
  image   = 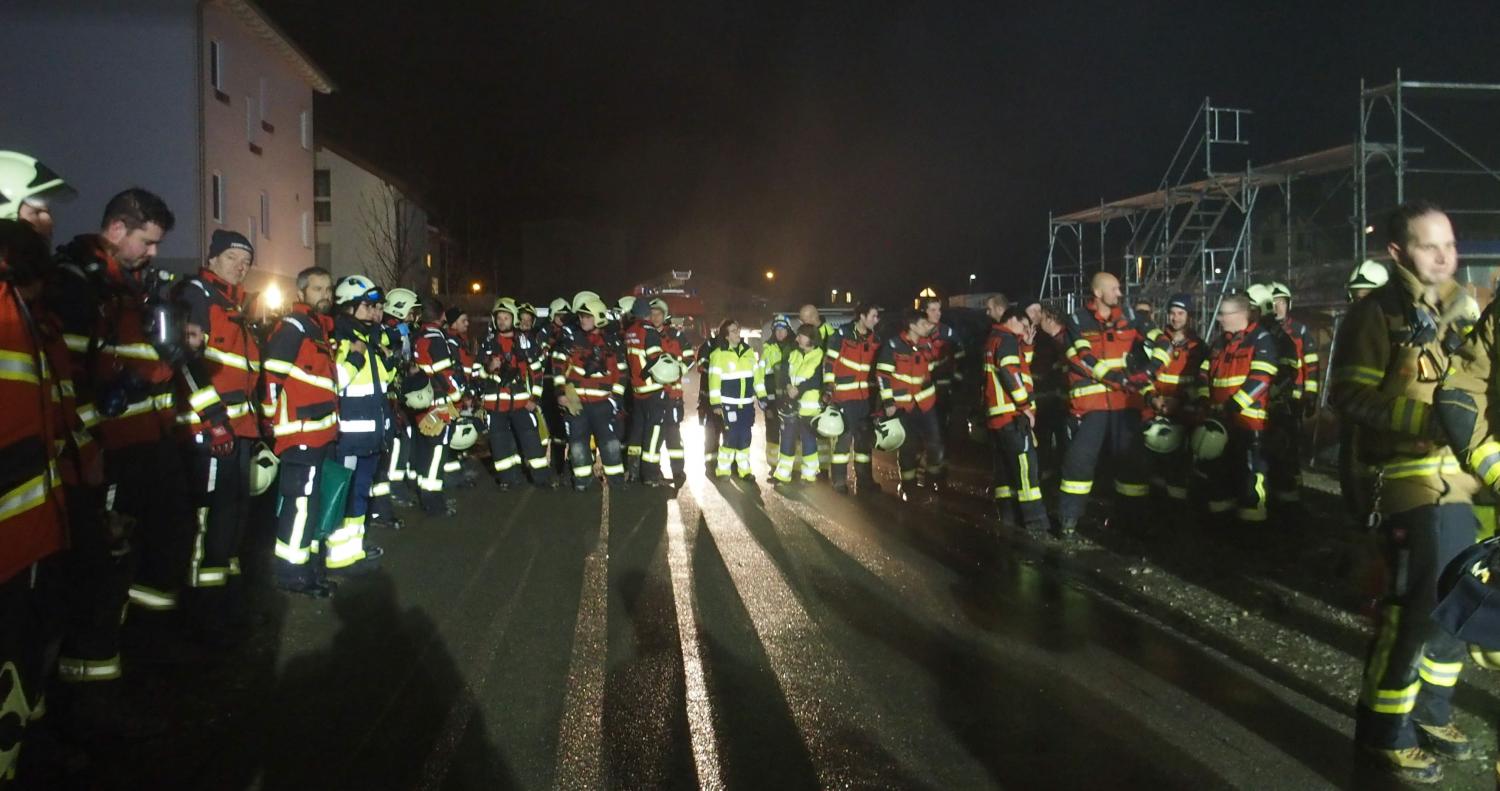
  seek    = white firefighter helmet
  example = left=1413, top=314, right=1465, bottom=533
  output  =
left=0, top=151, right=76, bottom=219
left=648, top=354, right=684, bottom=385
left=249, top=443, right=280, bottom=496
left=335, top=274, right=382, bottom=306
left=1268, top=281, right=1293, bottom=306
left=874, top=415, right=907, bottom=451
left=572, top=290, right=602, bottom=313
left=1143, top=416, right=1185, bottom=454
left=813, top=405, right=845, bottom=438
left=403, top=381, right=435, bottom=411
left=1190, top=419, right=1229, bottom=461
left=491, top=296, right=519, bottom=320
left=1347, top=260, right=1389, bottom=299
left=649, top=297, right=671, bottom=319
left=1244, top=283, right=1276, bottom=315
left=617, top=295, right=637, bottom=315
left=577, top=298, right=610, bottom=325
left=384, top=288, right=420, bottom=320
left=517, top=301, right=537, bottom=317
left=549, top=297, right=570, bottom=316
left=449, top=418, right=482, bottom=451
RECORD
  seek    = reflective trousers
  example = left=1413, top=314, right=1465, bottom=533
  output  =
left=372, top=420, right=412, bottom=519
left=182, top=440, right=251, bottom=627
left=701, top=409, right=722, bottom=471
left=567, top=400, right=625, bottom=488
left=487, top=409, right=551, bottom=485
left=53, top=486, right=127, bottom=683
left=639, top=396, right=685, bottom=482
left=274, top=445, right=331, bottom=584
left=716, top=405, right=754, bottom=478
left=774, top=415, right=819, bottom=482
left=991, top=421, right=1046, bottom=525
left=109, top=437, right=193, bottom=614
left=326, top=454, right=377, bottom=570
left=1201, top=428, right=1269, bottom=523
left=763, top=400, right=782, bottom=466
left=831, top=399, right=874, bottom=489
left=1265, top=406, right=1303, bottom=505
left=1058, top=409, right=1148, bottom=524
left=897, top=408, right=945, bottom=484
left=411, top=430, right=448, bottom=515
left=1356, top=503, right=1477, bottom=749
left=0, top=564, right=57, bottom=777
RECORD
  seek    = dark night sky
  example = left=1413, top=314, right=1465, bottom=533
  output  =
left=261, top=0, right=1500, bottom=304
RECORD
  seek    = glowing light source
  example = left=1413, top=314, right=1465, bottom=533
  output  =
left=263, top=283, right=282, bottom=310
left=470, top=281, right=482, bottom=293
left=764, top=270, right=775, bottom=281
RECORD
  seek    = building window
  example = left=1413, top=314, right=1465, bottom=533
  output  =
left=425, top=253, right=433, bottom=269
left=314, top=169, right=331, bottom=222
left=259, top=192, right=270, bottom=239
left=301, top=210, right=312, bottom=248
left=430, top=276, right=440, bottom=296
left=209, top=40, right=223, bottom=91
left=300, top=110, right=312, bottom=150
left=316, top=242, right=332, bottom=270
left=210, top=172, right=223, bottom=223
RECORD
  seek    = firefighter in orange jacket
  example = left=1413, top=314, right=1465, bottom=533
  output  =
left=629, top=298, right=694, bottom=486
left=554, top=299, right=628, bottom=490
left=923, top=296, right=965, bottom=476
left=1193, top=293, right=1278, bottom=523
left=1148, top=293, right=1205, bottom=501
left=1265, top=282, right=1320, bottom=508
left=0, top=219, right=72, bottom=778
left=981, top=298, right=1047, bottom=533
left=261, top=267, right=339, bottom=597
left=411, top=301, right=463, bottom=516
left=878, top=309, right=943, bottom=501
left=478, top=298, right=551, bottom=489
left=48, top=190, right=191, bottom=675
left=824, top=303, right=882, bottom=494
left=1056, top=272, right=1162, bottom=537
left=175, top=230, right=262, bottom=640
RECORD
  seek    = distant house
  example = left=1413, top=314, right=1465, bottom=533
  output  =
left=313, top=145, right=438, bottom=294
left=1, top=0, right=333, bottom=295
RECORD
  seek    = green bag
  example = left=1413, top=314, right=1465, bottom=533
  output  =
left=276, top=456, right=355, bottom=542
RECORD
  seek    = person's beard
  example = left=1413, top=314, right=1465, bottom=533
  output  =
left=316, top=298, right=333, bottom=315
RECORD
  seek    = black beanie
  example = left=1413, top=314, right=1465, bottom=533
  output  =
left=444, top=307, right=467, bottom=326
left=208, top=229, right=253, bottom=260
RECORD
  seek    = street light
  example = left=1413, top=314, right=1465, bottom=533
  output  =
left=831, top=288, right=839, bottom=304
left=968, top=273, right=976, bottom=290
left=263, top=283, right=282, bottom=311
left=470, top=281, right=482, bottom=293
left=765, top=270, right=775, bottom=281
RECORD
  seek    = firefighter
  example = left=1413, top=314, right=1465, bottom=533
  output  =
left=1348, top=259, right=1390, bottom=303
left=1338, top=261, right=1392, bottom=523
left=175, top=230, right=262, bottom=642
left=370, top=286, right=422, bottom=527
left=696, top=327, right=723, bottom=472
left=707, top=318, right=765, bottom=480
left=622, top=302, right=650, bottom=479
left=1148, top=293, right=1204, bottom=502
left=0, top=151, right=76, bottom=241
left=1026, top=303, right=1069, bottom=478
left=50, top=189, right=191, bottom=624
left=517, top=302, right=537, bottom=334
left=555, top=299, right=627, bottom=490
left=477, top=297, right=551, bottom=490
left=981, top=298, right=1047, bottom=533
left=0, top=219, right=72, bottom=778
left=1056, top=272, right=1161, bottom=538
left=1192, top=293, right=1277, bottom=524
left=759, top=318, right=793, bottom=468
left=632, top=298, right=693, bottom=486
left=440, top=307, right=478, bottom=488
left=261, top=267, right=340, bottom=597
left=412, top=301, right=463, bottom=516
left=923, top=296, right=967, bottom=459
left=798, top=303, right=837, bottom=473
left=773, top=324, right=825, bottom=485
left=1335, top=201, right=1478, bottom=783
left=823, top=303, right=882, bottom=494
left=538, top=298, right=573, bottom=482
left=1264, top=281, right=1319, bottom=510
left=878, top=309, right=944, bottom=501
left=325, top=275, right=392, bottom=575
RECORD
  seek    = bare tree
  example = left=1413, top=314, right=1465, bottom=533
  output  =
left=359, top=181, right=420, bottom=289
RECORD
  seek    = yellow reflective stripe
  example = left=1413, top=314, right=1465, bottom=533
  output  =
left=0, top=351, right=40, bottom=384
left=1212, top=375, right=1247, bottom=388
left=1303, top=380, right=1320, bottom=393
left=988, top=403, right=1016, bottom=416
left=1233, top=390, right=1257, bottom=411
left=0, top=472, right=53, bottom=522
left=1332, top=366, right=1383, bottom=386
left=1239, top=406, right=1267, bottom=421
left=1070, top=383, right=1108, bottom=398
left=1418, top=657, right=1463, bottom=687
left=203, top=346, right=259, bottom=371
left=1389, top=396, right=1429, bottom=436
left=1156, top=373, right=1184, bottom=384
left=189, top=386, right=221, bottom=411
left=997, top=355, right=1021, bottom=367
left=1304, top=353, right=1320, bottom=363
left=1114, top=481, right=1149, bottom=497
left=1060, top=479, right=1092, bottom=495
left=1470, top=440, right=1500, bottom=486
left=1369, top=680, right=1421, bottom=714
left=63, top=333, right=90, bottom=353
left=833, top=381, right=869, bottom=391
left=1382, top=453, right=1461, bottom=479
left=1250, top=360, right=1278, bottom=375
left=272, top=412, right=338, bottom=436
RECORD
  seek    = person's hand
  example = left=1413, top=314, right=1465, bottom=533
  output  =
left=1021, top=407, right=1037, bottom=425
left=203, top=422, right=235, bottom=457
left=348, top=339, right=367, bottom=355
left=787, top=385, right=799, bottom=400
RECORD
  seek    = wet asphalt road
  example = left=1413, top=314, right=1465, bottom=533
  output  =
left=80, top=417, right=1433, bottom=790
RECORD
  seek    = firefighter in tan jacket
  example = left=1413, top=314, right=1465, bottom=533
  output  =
left=1331, top=201, right=1480, bottom=784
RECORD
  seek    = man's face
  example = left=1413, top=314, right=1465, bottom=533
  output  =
left=450, top=315, right=470, bottom=336
left=911, top=317, right=934, bottom=338
left=1095, top=278, right=1123, bottom=308
left=799, top=305, right=819, bottom=325
left=518, top=312, right=534, bottom=330
left=1003, top=316, right=1028, bottom=337
left=1392, top=212, right=1457, bottom=287
left=859, top=308, right=880, bottom=331
left=18, top=201, right=54, bottom=239
left=300, top=274, right=333, bottom=314
left=986, top=302, right=1005, bottom=322
left=650, top=307, right=667, bottom=328
left=208, top=248, right=252, bottom=286
left=104, top=220, right=166, bottom=269
left=354, top=301, right=379, bottom=322
left=579, top=314, right=596, bottom=332
left=494, top=311, right=514, bottom=332
left=1273, top=297, right=1289, bottom=320
left=924, top=302, right=941, bottom=324
left=553, top=312, right=568, bottom=327
left=1350, top=288, right=1372, bottom=302
left=1167, top=306, right=1189, bottom=331
left=1134, top=302, right=1153, bottom=319
left=773, top=326, right=790, bottom=343
left=1217, top=303, right=1249, bottom=334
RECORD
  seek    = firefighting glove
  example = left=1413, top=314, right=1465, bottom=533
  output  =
left=201, top=422, right=236, bottom=458
left=1125, top=370, right=1152, bottom=394
left=1103, top=370, right=1129, bottom=391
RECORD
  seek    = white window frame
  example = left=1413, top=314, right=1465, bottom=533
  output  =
left=209, top=40, right=222, bottom=91
left=248, top=216, right=258, bottom=249
left=259, top=192, right=270, bottom=240
left=299, top=110, right=312, bottom=150
left=301, top=210, right=312, bottom=249
left=210, top=171, right=223, bottom=223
